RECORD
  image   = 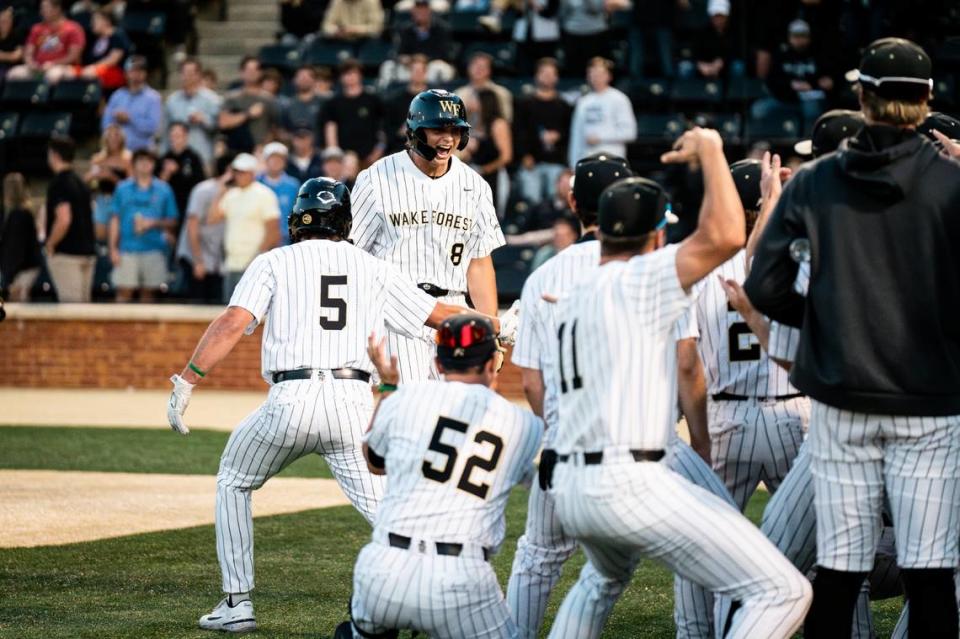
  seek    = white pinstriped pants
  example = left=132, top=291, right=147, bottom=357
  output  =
left=708, top=396, right=808, bottom=512
left=506, top=437, right=737, bottom=639
left=351, top=537, right=519, bottom=638
left=387, top=293, right=465, bottom=383
left=215, top=378, right=385, bottom=593
left=547, top=449, right=811, bottom=639
left=809, top=401, right=960, bottom=572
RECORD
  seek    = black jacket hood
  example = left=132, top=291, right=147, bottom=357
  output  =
left=836, top=125, right=937, bottom=204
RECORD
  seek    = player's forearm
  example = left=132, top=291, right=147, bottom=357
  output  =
left=745, top=195, right=780, bottom=268
left=466, top=256, right=498, bottom=316
left=677, top=340, right=710, bottom=464
left=362, top=442, right=386, bottom=475
left=520, top=367, right=545, bottom=418
left=697, top=141, right=746, bottom=255
left=426, top=302, right=501, bottom=334
left=740, top=308, right=770, bottom=353
left=179, top=307, right=253, bottom=383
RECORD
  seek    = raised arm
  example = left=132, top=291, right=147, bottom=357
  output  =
left=661, top=128, right=746, bottom=291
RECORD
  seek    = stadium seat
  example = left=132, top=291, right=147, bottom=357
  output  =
left=670, top=77, right=723, bottom=108
left=725, top=76, right=768, bottom=106
left=302, top=39, right=355, bottom=66
left=462, top=42, right=517, bottom=75
left=259, top=43, right=302, bottom=72
left=492, top=244, right=536, bottom=303
left=50, top=79, right=101, bottom=138
left=635, top=113, right=687, bottom=143
left=449, top=10, right=489, bottom=36
left=0, top=111, right=18, bottom=170
left=15, top=112, right=72, bottom=174
left=122, top=10, right=166, bottom=36
left=495, top=76, right=534, bottom=97
left=618, top=78, right=671, bottom=111
left=609, top=9, right=632, bottom=32
left=0, top=79, right=49, bottom=109
left=357, top=39, right=396, bottom=70
left=936, top=36, right=960, bottom=66
left=744, top=113, right=801, bottom=144
left=691, top=112, right=741, bottom=142
left=933, top=74, right=957, bottom=109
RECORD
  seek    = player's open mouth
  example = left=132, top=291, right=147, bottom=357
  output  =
left=435, top=145, right=452, bottom=158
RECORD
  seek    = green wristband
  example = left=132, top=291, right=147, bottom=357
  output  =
left=378, top=383, right=397, bottom=393
left=188, top=361, right=207, bottom=378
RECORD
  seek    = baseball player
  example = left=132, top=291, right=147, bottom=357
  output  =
left=350, top=89, right=506, bottom=382
left=690, top=157, right=808, bottom=513
left=505, top=152, right=737, bottom=639
left=745, top=38, right=960, bottom=637
left=335, top=314, right=543, bottom=638
left=546, top=129, right=811, bottom=639
left=166, top=178, right=499, bottom=633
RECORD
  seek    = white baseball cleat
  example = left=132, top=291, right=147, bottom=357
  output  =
left=199, top=597, right=257, bottom=633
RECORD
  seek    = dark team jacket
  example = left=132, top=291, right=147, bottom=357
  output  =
left=744, top=125, right=960, bottom=416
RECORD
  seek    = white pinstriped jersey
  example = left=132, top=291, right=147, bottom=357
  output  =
left=365, top=381, right=543, bottom=549
left=228, top=239, right=437, bottom=382
left=553, top=243, right=693, bottom=453
left=350, top=151, right=506, bottom=292
left=693, top=250, right=796, bottom=397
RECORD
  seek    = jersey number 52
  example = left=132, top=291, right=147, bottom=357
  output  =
left=422, top=416, right=503, bottom=499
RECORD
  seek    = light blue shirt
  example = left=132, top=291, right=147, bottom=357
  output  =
left=111, top=178, right=178, bottom=253
left=102, top=86, right=163, bottom=151
left=259, top=173, right=302, bottom=245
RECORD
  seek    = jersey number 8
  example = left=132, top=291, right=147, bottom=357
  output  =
left=422, top=416, right=504, bottom=499
left=450, top=243, right=465, bottom=266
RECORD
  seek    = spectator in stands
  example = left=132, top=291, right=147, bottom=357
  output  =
left=567, top=56, right=636, bottom=167
left=159, top=121, right=206, bottom=233
left=630, top=0, right=682, bottom=78
left=174, top=154, right=230, bottom=304
left=101, top=55, right=162, bottom=152
left=66, top=8, right=128, bottom=89
left=383, top=54, right=429, bottom=153
left=341, top=150, right=361, bottom=189
left=280, top=0, right=327, bottom=41
left=530, top=213, right=579, bottom=270
left=479, top=0, right=561, bottom=76
left=533, top=166, right=574, bottom=228
left=202, top=68, right=219, bottom=92
left=7, top=0, right=84, bottom=83
left=514, top=57, right=572, bottom=204
left=322, top=0, right=385, bottom=41
left=286, top=128, right=324, bottom=184
left=208, top=153, right=281, bottom=300
left=322, top=59, right=386, bottom=168
left=683, top=0, right=744, bottom=79
left=396, top=0, right=452, bottom=62
left=219, top=56, right=280, bottom=154
left=460, top=88, right=512, bottom=213
left=258, top=142, right=300, bottom=245
left=0, top=7, right=24, bottom=78
left=321, top=145, right=347, bottom=183
left=86, top=124, right=131, bottom=240
left=44, top=135, right=96, bottom=303
left=261, top=67, right=285, bottom=98
left=279, top=65, right=328, bottom=139
left=108, top=149, right=178, bottom=302
left=559, top=0, right=625, bottom=77
left=751, top=19, right=832, bottom=132
left=316, top=65, right=335, bottom=99
left=165, top=58, right=221, bottom=170
left=1, top=173, right=42, bottom=302
left=455, top=52, right=513, bottom=122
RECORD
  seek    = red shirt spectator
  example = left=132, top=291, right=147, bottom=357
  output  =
left=7, top=0, right=84, bottom=83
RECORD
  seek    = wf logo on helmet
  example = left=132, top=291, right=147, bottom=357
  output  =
left=439, top=100, right=459, bottom=114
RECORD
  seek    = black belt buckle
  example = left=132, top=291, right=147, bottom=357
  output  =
left=417, top=282, right=450, bottom=298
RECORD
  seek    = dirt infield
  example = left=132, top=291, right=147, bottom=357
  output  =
left=0, top=469, right=349, bottom=548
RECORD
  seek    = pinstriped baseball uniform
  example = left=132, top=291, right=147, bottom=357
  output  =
left=505, top=240, right=737, bottom=639
left=350, top=381, right=543, bottom=638
left=547, top=244, right=810, bottom=639
left=350, top=151, right=505, bottom=382
left=692, top=250, right=809, bottom=511
left=215, top=239, right=437, bottom=595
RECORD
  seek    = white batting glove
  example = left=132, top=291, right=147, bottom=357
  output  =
left=498, top=300, right=520, bottom=346
left=167, top=374, right=194, bottom=435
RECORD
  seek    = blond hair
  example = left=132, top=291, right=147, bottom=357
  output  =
left=858, top=88, right=929, bottom=127
left=3, top=172, right=31, bottom=212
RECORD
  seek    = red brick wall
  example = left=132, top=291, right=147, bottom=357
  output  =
left=0, top=318, right=525, bottom=398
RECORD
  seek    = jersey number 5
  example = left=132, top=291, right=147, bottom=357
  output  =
left=422, top=416, right=504, bottom=499
left=319, top=275, right=347, bottom=330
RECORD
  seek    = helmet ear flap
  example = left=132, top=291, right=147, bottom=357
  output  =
left=457, top=128, right=470, bottom=151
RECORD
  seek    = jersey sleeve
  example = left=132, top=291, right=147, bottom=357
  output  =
left=382, top=263, right=436, bottom=339
left=364, top=391, right=400, bottom=459
left=467, top=179, right=505, bottom=259
left=627, top=243, right=693, bottom=334
left=673, top=303, right=699, bottom=341
left=768, top=321, right=801, bottom=363
left=228, top=253, right=276, bottom=334
left=349, top=168, right=384, bottom=253
left=511, top=270, right=545, bottom=369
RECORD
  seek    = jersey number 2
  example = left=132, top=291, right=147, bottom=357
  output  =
left=319, top=275, right=347, bottom=330
left=727, top=303, right=760, bottom=362
left=422, top=416, right=504, bottom=499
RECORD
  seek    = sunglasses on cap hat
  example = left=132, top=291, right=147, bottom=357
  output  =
left=435, top=320, right=493, bottom=350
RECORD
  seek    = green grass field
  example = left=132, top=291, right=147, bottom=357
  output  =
left=0, top=426, right=905, bottom=638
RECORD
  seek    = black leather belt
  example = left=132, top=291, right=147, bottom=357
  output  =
left=557, top=449, right=665, bottom=464
left=388, top=532, right=490, bottom=562
left=272, top=368, right=371, bottom=384
left=712, top=392, right=805, bottom=402
left=417, top=282, right=452, bottom=298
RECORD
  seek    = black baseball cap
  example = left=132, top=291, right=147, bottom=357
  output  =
left=845, top=37, right=932, bottom=102
left=918, top=111, right=960, bottom=144
left=597, top=177, right=673, bottom=239
left=794, top=109, right=865, bottom=157
left=730, top=159, right=762, bottom=212
left=572, top=153, right=634, bottom=216
left=435, top=314, right=499, bottom=370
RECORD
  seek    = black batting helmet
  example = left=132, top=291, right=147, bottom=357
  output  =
left=288, top=177, right=352, bottom=243
left=435, top=313, right=499, bottom=371
left=598, top=177, right=671, bottom=239
left=406, top=89, right=471, bottom=161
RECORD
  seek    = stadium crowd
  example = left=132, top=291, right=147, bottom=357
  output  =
left=0, top=0, right=957, bottom=304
